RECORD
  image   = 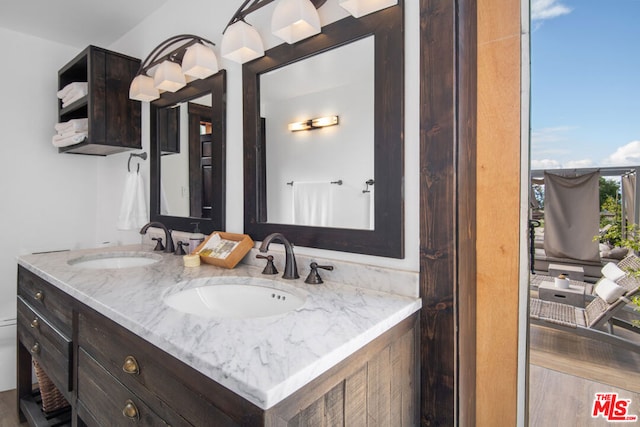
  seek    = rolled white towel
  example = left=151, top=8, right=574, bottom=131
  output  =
left=55, top=118, right=88, bottom=133
left=601, top=262, right=626, bottom=282
left=52, top=132, right=87, bottom=148
left=594, top=278, right=626, bottom=303
left=57, top=82, right=87, bottom=99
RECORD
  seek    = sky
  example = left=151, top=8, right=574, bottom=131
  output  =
left=530, top=0, right=640, bottom=170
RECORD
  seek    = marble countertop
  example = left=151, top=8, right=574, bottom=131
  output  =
left=18, top=244, right=421, bottom=409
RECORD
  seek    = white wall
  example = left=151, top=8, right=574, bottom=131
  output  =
left=0, top=27, right=98, bottom=391
left=0, top=0, right=421, bottom=391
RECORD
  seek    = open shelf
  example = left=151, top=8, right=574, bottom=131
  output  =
left=19, top=389, right=71, bottom=427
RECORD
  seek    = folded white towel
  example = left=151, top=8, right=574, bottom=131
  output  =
left=52, top=132, right=87, bottom=148
left=61, top=89, right=87, bottom=107
left=57, top=82, right=87, bottom=99
left=594, top=278, right=626, bottom=303
left=56, top=129, right=82, bottom=138
left=117, top=171, right=148, bottom=230
left=55, top=118, right=88, bottom=133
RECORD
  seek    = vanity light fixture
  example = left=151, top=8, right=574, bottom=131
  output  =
left=129, top=35, right=219, bottom=102
left=153, top=60, right=186, bottom=92
left=288, top=115, right=339, bottom=132
left=271, top=0, right=321, bottom=44
left=222, top=0, right=327, bottom=65
left=338, top=0, right=398, bottom=17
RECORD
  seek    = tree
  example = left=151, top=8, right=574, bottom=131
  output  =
left=599, top=177, right=620, bottom=207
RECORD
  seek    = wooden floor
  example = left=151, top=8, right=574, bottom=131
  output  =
left=529, top=324, right=640, bottom=426
left=1, top=326, right=638, bottom=426
left=0, top=389, right=27, bottom=427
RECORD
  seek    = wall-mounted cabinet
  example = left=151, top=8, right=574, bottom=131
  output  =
left=57, top=45, right=141, bottom=156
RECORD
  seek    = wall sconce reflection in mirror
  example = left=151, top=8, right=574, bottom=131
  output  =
left=221, top=0, right=397, bottom=65
left=288, top=115, right=339, bottom=132
left=129, top=34, right=219, bottom=102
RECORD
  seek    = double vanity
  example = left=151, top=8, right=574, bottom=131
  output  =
left=19, top=2, right=415, bottom=424
left=17, top=243, right=420, bottom=425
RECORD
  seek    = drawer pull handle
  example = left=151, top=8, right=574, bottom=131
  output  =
left=30, top=318, right=40, bottom=329
left=122, top=356, right=140, bottom=375
left=30, top=342, right=40, bottom=355
left=122, top=400, right=139, bottom=420
left=34, top=291, right=44, bottom=301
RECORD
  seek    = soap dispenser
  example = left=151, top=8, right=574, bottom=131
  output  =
left=189, top=222, right=205, bottom=253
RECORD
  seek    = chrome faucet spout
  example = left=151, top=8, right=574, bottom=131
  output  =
left=259, top=233, right=299, bottom=280
left=139, top=221, right=175, bottom=254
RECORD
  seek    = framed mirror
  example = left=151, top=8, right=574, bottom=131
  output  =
left=243, top=4, right=404, bottom=257
left=150, top=70, right=226, bottom=234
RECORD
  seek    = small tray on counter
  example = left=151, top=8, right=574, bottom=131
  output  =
left=192, top=232, right=253, bottom=269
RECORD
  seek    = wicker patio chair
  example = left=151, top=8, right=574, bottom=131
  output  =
left=530, top=253, right=640, bottom=353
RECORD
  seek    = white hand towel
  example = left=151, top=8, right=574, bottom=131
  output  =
left=292, top=182, right=332, bottom=226
left=117, top=171, right=148, bottom=230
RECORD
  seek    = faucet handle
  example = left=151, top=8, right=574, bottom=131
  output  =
left=304, top=262, right=334, bottom=284
left=256, top=254, right=278, bottom=275
left=175, top=241, right=188, bottom=256
left=152, top=237, right=165, bottom=251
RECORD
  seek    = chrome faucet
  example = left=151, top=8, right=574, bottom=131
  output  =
left=139, top=221, right=175, bottom=254
left=259, top=233, right=299, bottom=279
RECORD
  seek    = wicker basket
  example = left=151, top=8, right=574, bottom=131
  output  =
left=32, top=359, right=70, bottom=414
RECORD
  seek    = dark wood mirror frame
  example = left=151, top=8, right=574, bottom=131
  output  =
left=243, top=3, right=404, bottom=258
left=150, top=70, right=226, bottom=234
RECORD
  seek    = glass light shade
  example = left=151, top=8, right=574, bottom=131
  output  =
left=221, top=20, right=265, bottom=64
left=271, top=0, right=321, bottom=44
left=338, top=0, right=398, bottom=18
left=181, top=43, right=219, bottom=79
left=153, top=60, right=186, bottom=92
left=129, top=74, right=159, bottom=102
left=312, top=116, right=339, bottom=127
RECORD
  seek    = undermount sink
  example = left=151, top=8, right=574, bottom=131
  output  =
left=164, top=277, right=306, bottom=319
left=68, top=252, right=162, bottom=269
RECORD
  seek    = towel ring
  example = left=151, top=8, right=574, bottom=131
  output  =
left=363, top=179, right=375, bottom=193
left=128, top=152, right=148, bottom=173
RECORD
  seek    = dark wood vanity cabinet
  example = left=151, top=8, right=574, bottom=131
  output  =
left=17, top=266, right=73, bottom=426
left=17, top=267, right=418, bottom=426
left=57, top=45, right=141, bottom=156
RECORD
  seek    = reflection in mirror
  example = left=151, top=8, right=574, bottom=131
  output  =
left=261, top=36, right=375, bottom=230
left=243, top=5, right=403, bottom=258
left=160, top=94, right=212, bottom=218
left=150, top=71, right=226, bottom=234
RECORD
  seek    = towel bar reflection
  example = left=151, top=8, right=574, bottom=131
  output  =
left=128, top=152, right=148, bottom=173
left=363, top=179, right=375, bottom=193
left=286, top=180, right=343, bottom=186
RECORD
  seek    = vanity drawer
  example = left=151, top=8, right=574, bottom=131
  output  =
left=17, top=312, right=72, bottom=394
left=17, top=297, right=72, bottom=361
left=77, top=348, right=189, bottom=426
left=78, top=308, right=242, bottom=426
left=17, top=266, right=72, bottom=336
